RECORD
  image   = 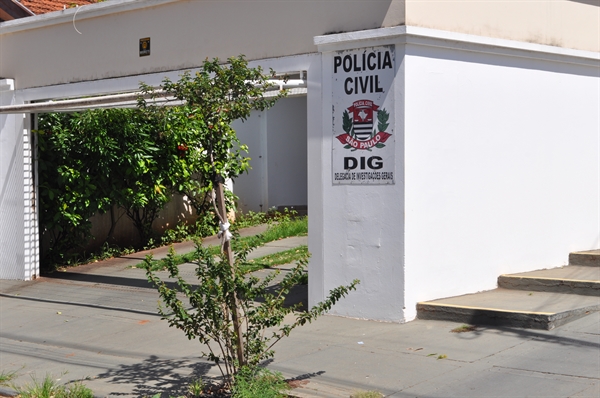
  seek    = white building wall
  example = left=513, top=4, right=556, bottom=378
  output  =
left=406, top=0, right=600, bottom=52
left=313, top=26, right=600, bottom=323
left=0, top=0, right=405, bottom=90
left=0, top=79, right=38, bottom=280
left=233, top=111, right=267, bottom=213
left=267, top=96, right=308, bottom=210
left=403, top=40, right=600, bottom=320
left=311, top=46, right=406, bottom=322
left=234, top=96, right=308, bottom=213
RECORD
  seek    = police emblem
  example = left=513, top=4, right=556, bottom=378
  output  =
left=335, top=99, right=391, bottom=151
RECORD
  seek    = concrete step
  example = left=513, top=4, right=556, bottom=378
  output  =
left=417, top=288, right=600, bottom=330
left=498, top=265, right=600, bottom=296
left=569, top=249, right=600, bottom=266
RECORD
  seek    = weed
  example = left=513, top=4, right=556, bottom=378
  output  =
left=161, top=223, right=195, bottom=246
left=52, top=243, right=136, bottom=273
left=231, top=367, right=289, bottom=398
left=0, top=369, right=18, bottom=385
left=350, top=391, right=384, bottom=398
left=146, top=242, right=358, bottom=387
left=242, top=245, right=308, bottom=273
left=187, top=377, right=205, bottom=397
left=253, top=216, right=307, bottom=243
left=234, top=211, right=269, bottom=229
left=13, top=373, right=93, bottom=398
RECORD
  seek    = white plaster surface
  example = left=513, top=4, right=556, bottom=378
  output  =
left=267, top=96, right=308, bottom=209
left=0, top=0, right=404, bottom=90
left=233, top=110, right=267, bottom=213
left=0, top=80, right=31, bottom=279
left=235, top=96, right=309, bottom=214
left=312, top=50, right=406, bottom=322
left=402, top=43, right=600, bottom=320
left=313, top=27, right=600, bottom=322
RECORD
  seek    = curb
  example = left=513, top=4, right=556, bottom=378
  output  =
left=0, top=386, right=18, bottom=397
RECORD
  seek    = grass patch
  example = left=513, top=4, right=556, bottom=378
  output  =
left=451, top=324, right=477, bottom=333
left=247, top=217, right=307, bottom=244
left=0, top=369, right=18, bottom=386
left=233, top=210, right=270, bottom=229
left=240, top=245, right=308, bottom=273
left=13, top=374, right=94, bottom=398
left=142, top=216, right=308, bottom=272
left=232, top=366, right=290, bottom=398
left=350, top=391, right=384, bottom=398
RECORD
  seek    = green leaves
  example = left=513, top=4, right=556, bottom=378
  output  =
left=145, top=242, right=359, bottom=388
left=377, top=108, right=389, bottom=133
left=342, top=109, right=353, bottom=135
left=37, top=55, right=285, bottom=269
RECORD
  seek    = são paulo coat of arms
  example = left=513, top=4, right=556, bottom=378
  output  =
left=335, top=99, right=391, bottom=151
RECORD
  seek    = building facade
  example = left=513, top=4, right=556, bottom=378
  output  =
left=1, top=0, right=598, bottom=321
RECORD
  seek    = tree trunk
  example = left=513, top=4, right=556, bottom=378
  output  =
left=214, top=178, right=246, bottom=368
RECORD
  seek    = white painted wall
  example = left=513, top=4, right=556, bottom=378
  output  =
left=233, top=110, right=267, bottom=213
left=234, top=96, right=308, bottom=213
left=0, top=79, right=38, bottom=280
left=3, top=0, right=597, bottom=91
left=85, top=195, right=196, bottom=250
left=406, top=0, right=600, bottom=52
left=310, top=47, right=406, bottom=322
left=313, top=26, right=600, bottom=323
left=267, top=96, right=308, bottom=210
left=403, top=40, right=600, bottom=320
left=0, top=0, right=404, bottom=90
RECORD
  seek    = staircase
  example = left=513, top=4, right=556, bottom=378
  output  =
left=417, top=250, right=600, bottom=330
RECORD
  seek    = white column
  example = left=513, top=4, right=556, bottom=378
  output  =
left=0, top=79, right=38, bottom=280
left=307, top=54, right=326, bottom=309
left=312, top=38, right=406, bottom=322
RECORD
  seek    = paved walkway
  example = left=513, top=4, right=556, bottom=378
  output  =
left=0, top=229, right=599, bottom=397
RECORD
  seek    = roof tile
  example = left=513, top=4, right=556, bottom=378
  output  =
left=20, top=0, right=100, bottom=15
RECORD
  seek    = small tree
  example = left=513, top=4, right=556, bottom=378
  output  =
left=146, top=243, right=358, bottom=388
left=144, top=56, right=359, bottom=388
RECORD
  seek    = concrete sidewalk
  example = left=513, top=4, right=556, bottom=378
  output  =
left=1, top=231, right=599, bottom=397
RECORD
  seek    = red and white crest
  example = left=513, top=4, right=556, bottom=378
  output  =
left=348, top=100, right=379, bottom=141
left=336, top=99, right=391, bottom=150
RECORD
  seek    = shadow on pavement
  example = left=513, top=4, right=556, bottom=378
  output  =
left=453, top=324, right=600, bottom=349
left=42, top=268, right=309, bottom=311
left=96, top=355, right=214, bottom=398
left=45, top=272, right=155, bottom=289
left=0, top=293, right=162, bottom=317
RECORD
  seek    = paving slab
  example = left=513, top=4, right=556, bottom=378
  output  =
left=394, top=366, right=598, bottom=398
left=0, top=295, right=221, bottom=397
left=482, top=329, right=600, bottom=379
left=504, top=265, right=600, bottom=281
left=418, top=288, right=600, bottom=329
left=272, top=343, right=460, bottom=395
left=556, top=310, right=600, bottom=334
left=499, top=265, right=600, bottom=296
left=571, top=383, right=600, bottom=397
left=570, top=249, right=600, bottom=266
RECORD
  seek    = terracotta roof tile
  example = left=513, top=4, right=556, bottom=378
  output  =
left=20, top=0, right=100, bottom=15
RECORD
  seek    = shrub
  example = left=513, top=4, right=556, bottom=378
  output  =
left=145, top=243, right=358, bottom=388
